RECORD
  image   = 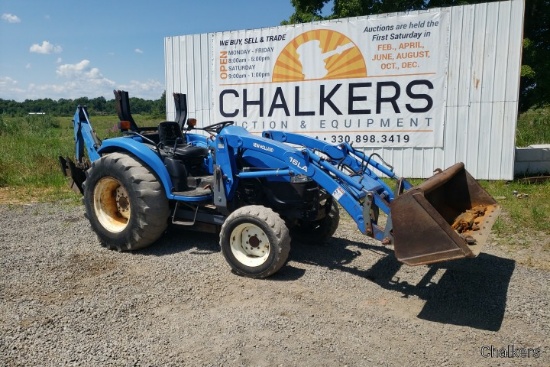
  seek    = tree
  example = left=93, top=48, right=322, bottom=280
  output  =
left=89, top=96, right=107, bottom=115
left=281, top=0, right=326, bottom=24
left=153, top=91, right=166, bottom=118
left=520, top=0, right=550, bottom=111
left=283, top=0, right=550, bottom=110
left=283, top=0, right=484, bottom=21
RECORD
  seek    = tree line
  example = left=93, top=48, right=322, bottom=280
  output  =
left=0, top=92, right=166, bottom=117
left=284, top=0, right=550, bottom=112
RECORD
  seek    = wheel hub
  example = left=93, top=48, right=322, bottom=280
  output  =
left=230, top=223, right=270, bottom=267
left=115, top=186, right=130, bottom=219
left=93, top=177, right=130, bottom=233
left=248, top=235, right=260, bottom=248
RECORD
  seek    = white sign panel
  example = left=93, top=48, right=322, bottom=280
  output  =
left=213, top=11, right=449, bottom=147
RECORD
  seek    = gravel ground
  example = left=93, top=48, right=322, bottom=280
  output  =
left=0, top=201, right=548, bottom=366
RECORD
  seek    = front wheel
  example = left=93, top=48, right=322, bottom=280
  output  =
left=83, top=152, right=170, bottom=251
left=219, top=206, right=290, bottom=278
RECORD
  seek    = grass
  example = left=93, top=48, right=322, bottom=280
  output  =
left=516, top=107, right=550, bottom=147
left=1, top=109, right=549, bottom=243
left=0, top=113, right=159, bottom=202
left=480, top=180, right=550, bottom=234
left=0, top=115, right=72, bottom=189
left=480, top=179, right=550, bottom=269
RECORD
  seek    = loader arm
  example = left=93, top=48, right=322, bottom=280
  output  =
left=214, top=126, right=408, bottom=241
left=260, top=129, right=500, bottom=266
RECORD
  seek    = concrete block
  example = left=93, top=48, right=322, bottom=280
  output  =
left=514, top=161, right=550, bottom=176
left=529, top=144, right=550, bottom=160
left=514, top=144, right=550, bottom=175
left=533, top=161, right=550, bottom=173
left=515, top=147, right=543, bottom=162
left=514, top=162, right=529, bottom=176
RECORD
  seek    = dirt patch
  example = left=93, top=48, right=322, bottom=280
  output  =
left=0, top=186, right=60, bottom=205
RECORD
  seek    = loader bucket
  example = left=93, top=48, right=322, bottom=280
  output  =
left=390, top=163, right=500, bottom=266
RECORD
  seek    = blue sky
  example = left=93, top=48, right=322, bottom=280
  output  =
left=0, top=0, right=299, bottom=101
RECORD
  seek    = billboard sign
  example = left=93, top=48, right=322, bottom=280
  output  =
left=213, top=11, right=449, bottom=147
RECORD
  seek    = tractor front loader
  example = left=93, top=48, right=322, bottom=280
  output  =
left=60, top=90, right=500, bottom=278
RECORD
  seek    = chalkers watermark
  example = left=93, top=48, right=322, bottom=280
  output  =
left=480, top=345, right=541, bottom=359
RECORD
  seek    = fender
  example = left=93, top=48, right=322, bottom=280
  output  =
left=185, top=132, right=209, bottom=148
left=98, top=137, right=175, bottom=198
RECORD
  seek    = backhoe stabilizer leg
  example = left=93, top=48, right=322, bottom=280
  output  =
left=58, top=156, right=86, bottom=195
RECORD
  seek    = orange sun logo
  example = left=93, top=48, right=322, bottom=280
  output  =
left=273, top=29, right=367, bottom=82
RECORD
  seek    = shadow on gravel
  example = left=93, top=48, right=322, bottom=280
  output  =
left=414, top=254, right=515, bottom=332
left=292, top=237, right=515, bottom=332
left=136, top=225, right=220, bottom=256
left=135, top=225, right=515, bottom=331
left=134, top=226, right=309, bottom=281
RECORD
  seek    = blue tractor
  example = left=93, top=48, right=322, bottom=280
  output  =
left=59, top=90, right=500, bottom=278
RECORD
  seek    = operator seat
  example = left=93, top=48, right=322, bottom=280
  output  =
left=158, top=121, right=208, bottom=160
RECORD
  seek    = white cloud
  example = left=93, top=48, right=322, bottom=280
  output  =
left=117, top=79, right=164, bottom=100
left=134, top=48, right=143, bottom=54
left=0, top=77, right=25, bottom=98
left=56, top=59, right=92, bottom=77
left=0, top=76, right=18, bottom=88
left=30, top=41, right=62, bottom=54
left=56, top=57, right=62, bottom=63
left=0, top=60, right=163, bottom=101
left=1, top=13, right=21, bottom=23
left=56, top=60, right=115, bottom=89
left=0, top=60, right=116, bottom=101
left=26, top=63, right=31, bottom=69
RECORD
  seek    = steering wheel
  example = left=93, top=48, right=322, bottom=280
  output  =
left=202, top=121, right=234, bottom=134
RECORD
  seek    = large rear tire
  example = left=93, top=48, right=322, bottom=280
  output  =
left=83, top=152, right=170, bottom=251
left=220, top=205, right=290, bottom=278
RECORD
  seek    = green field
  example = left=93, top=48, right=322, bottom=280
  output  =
left=0, top=110, right=549, bottom=244
left=0, top=113, right=159, bottom=201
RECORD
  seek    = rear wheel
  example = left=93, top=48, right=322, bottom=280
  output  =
left=220, top=205, right=290, bottom=278
left=291, top=200, right=340, bottom=244
left=83, top=152, right=170, bottom=251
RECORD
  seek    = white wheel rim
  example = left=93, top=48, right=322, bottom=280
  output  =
left=229, top=223, right=270, bottom=267
left=93, top=177, right=130, bottom=233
